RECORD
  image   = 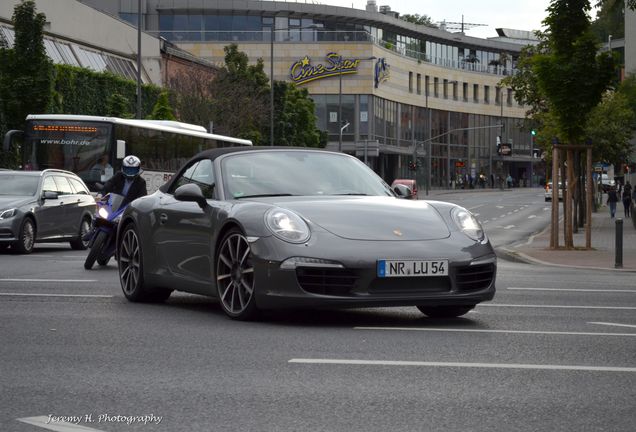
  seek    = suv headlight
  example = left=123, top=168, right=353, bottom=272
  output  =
left=265, top=208, right=310, bottom=244
left=0, top=208, right=17, bottom=219
left=451, top=207, right=484, bottom=241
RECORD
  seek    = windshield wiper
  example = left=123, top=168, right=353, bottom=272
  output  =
left=235, top=193, right=295, bottom=199
left=332, top=192, right=368, bottom=196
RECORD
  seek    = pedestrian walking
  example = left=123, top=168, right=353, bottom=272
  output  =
left=623, top=181, right=632, bottom=218
left=607, top=186, right=619, bottom=219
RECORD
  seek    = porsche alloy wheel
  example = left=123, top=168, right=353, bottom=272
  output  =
left=216, top=229, right=257, bottom=320
left=118, top=224, right=171, bottom=303
left=119, top=226, right=142, bottom=298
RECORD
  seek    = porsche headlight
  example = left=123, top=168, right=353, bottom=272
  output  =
left=98, top=207, right=109, bottom=219
left=0, top=208, right=17, bottom=219
left=452, top=207, right=484, bottom=241
left=265, top=208, right=310, bottom=244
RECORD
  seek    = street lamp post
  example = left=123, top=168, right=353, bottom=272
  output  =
left=136, top=0, right=142, bottom=119
left=337, top=56, right=376, bottom=153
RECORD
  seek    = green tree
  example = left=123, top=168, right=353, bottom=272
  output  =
left=273, top=81, right=322, bottom=147
left=147, top=91, right=176, bottom=120
left=585, top=91, right=635, bottom=166
left=106, top=93, right=134, bottom=118
left=400, top=14, right=437, bottom=28
left=0, top=1, right=52, bottom=131
left=0, top=0, right=52, bottom=168
left=209, top=44, right=269, bottom=143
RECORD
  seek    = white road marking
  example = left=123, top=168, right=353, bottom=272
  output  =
left=496, top=205, right=504, bottom=209
left=589, top=322, right=636, bottom=329
left=504, top=225, right=515, bottom=229
left=0, top=293, right=112, bottom=298
left=513, top=209, right=519, bottom=213
left=354, top=327, right=636, bottom=337
left=480, top=303, right=636, bottom=310
left=508, top=287, right=636, bottom=293
left=17, top=416, right=107, bottom=431
left=288, top=359, right=636, bottom=373
left=528, top=214, right=537, bottom=219
left=0, top=279, right=96, bottom=283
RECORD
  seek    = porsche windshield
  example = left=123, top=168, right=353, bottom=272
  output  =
left=222, top=151, right=393, bottom=199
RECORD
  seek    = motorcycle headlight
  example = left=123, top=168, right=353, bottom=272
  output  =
left=0, top=208, right=17, bottom=219
left=265, top=208, right=310, bottom=244
left=451, top=207, right=484, bottom=241
left=98, top=207, right=109, bottom=219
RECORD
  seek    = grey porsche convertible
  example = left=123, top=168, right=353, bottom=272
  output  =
left=116, top=147, right=496, bottom=320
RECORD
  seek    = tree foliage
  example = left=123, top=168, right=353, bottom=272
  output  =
left=209, top=44, right=269, bottom=143
left=167, top=67, right=216, bottom=128
left=273, top=81, right=322, bottom=147
left=534, top=0, right=616, bottom=145
left=400, top=14, right=437, bottom=28
left=585, top=91, right=635, bottom=165
left=147, top=91, right=176, bottom=120
left=0, top=1, right=52, bottom=132
left=106, top=93, right=134, bottom=118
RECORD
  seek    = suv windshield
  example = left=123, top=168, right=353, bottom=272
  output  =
left=0, top=174, right=39, bottom=196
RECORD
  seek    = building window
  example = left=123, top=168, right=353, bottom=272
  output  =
left=484, top=85, right=490, bottom=104
left=434, top=77, right=439, bottom=97
left=443, top=79, right=449, bottom=99
left=495, top=86, right=501, bottom=105
left=473, top=84, right=479, bottom=103
left=409, top=71, right=413, bottom=93
left=416, top=73, right=421, bottom=95
left=507, top=88, right=513, bottom=106
left=452, top=81, right=458, bottom=100
left=462, top=82, right=468, bottom=101
left=425, top=75, right=431, bottom=98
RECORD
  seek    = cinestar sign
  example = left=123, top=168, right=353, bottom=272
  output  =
left=290, top=53, right=361, bottom=85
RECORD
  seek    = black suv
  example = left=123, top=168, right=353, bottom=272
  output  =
left=0, top=169, right=96, bottom=253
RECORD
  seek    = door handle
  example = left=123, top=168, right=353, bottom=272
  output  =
left=159, top=213, right=168, bottom=224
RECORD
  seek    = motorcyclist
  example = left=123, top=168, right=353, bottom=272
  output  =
left=101, top=155, right=147, bottom=206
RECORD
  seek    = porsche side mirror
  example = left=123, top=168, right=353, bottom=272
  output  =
left=42, top=191, right=59, bottom=200
left=175, top=183, right=208, bottom=209
left=393, top=184, right=413, bottom=199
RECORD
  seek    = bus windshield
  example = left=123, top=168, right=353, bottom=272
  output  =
left=23, top=120, right=112, bottom=187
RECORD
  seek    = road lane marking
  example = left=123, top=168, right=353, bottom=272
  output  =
left=504, top=225, right=515, bottom=229
left=354, top=327, right=636, bottom=337
left=0, top=293, right=113, bottom=298
left=480, top=303, right=636, bottom=310
left=589, top=322, right=636, bottom=329
left=288, top=359, right=636, bottom=373
left=17, top=416, right=107, bottom=431
left=0, top=279, right=97, bottom=283
left=508, top=287, right=636, bottom=293
left=528, top=214, right=537, bottom=219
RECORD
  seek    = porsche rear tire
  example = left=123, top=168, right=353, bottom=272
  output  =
left=215, top=228, right=258, bottom=320
left=417, top=305, right=475, bottom=318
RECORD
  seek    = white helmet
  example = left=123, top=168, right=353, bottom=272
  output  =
left=122, top=155, right=142, bottom=178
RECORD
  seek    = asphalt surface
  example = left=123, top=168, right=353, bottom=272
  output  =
left=1, top=188, right=635, bottom=432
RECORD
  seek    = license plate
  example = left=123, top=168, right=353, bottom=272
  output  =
left=377, top=259, right=449, bottom=277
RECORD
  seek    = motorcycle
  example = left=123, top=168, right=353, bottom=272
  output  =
left=84, top=193, right=127, bottom=270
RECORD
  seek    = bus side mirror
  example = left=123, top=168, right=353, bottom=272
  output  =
left=3, top=130, right=23, bottom=152
left=116, top=140, right=126, bottom=159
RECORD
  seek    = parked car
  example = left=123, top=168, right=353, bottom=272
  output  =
left=0, top=169, right=95, bottom=253
left=544, top=181, right=564, bottom=202
left=390, top=179, right=418, bottom=199
left=116, top=147, right=496, bottom=320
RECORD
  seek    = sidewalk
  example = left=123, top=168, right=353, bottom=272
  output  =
left=500, top=205, right=636, bottom=272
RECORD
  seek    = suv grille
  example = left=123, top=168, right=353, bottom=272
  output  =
left=456, top=264, right=495, bottom=291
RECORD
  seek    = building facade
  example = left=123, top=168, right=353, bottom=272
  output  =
left=82, top=0, right=541, bottom=187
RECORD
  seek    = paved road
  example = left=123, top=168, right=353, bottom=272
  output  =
left=1, top=191, right=635, bottom=432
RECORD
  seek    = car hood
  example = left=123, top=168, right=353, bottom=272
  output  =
left=0, top=195, right=35, bottom=210
left=262, top=196, right=451, bottom=241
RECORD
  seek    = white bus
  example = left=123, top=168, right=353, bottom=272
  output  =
left=3, top=114, right=252, bottom=192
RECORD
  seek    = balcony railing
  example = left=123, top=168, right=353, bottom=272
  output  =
left=154, top=30, right=516, bottom=76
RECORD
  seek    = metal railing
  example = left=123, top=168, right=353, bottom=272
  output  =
left=153, top=30, right=517, bottom=77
